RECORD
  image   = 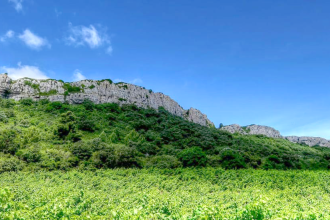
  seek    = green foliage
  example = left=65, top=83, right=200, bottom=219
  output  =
left=0, top=111, right=8, bottom=123
left=219, top=150, right=247, bottom=169
left=1, top=169, right=330, bottom=218
left=55, top=111, right=81, bottom=142
left=118, top=97, right=127, bottom=101
left=39, top=89, right=58, bottom=96
left=1, top=99, right=330, bottom=171
left=24, top=80, right=40, bottom=91
left=145, top=155, right=181, bottom=168
left=0, top=154, right=25, bottom=173
left=178, top=147, right=207, bottom=167
left=63, top=83, right=81, bottom=95
left=89, top=85, right=95, bottom=89
left=19, top=98, right=34, bottom=106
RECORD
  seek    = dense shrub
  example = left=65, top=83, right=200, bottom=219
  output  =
left=145, top=155, right=182, bottom=168
left=0, top=99, right=330, bottom=171
left=19, top=98, right=34, bottom=106
left=219, top=150, right=247, bottom=169
left=0, top=154, right=25, bottom=173
left=178, top=147, right=207, bottom=167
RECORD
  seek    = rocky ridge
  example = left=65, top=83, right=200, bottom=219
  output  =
left=221, top=124, right=330, bottom=147
left=0, top=74, right=214, bottom=127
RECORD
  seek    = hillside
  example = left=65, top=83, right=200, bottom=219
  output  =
left=0, top=74, right=213, bottom=127
left=1, top=96, right=330, bottom=172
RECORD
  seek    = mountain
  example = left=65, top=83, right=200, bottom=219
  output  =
left=0, top=74, right=213, bottom=127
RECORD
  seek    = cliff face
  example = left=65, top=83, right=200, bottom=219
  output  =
left=221, top=124, right=330, bottom=147
left=0, top=74, right=214, bottom=127
left=221, top=124, right=282, bottom=138
left=285, top=136, right=330, bottom=148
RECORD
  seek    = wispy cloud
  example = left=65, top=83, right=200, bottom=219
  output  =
left=106, top=46, right=113, bottom=55
left=0, top=30, right=15, bottom=42
left=55, top=9, right=62, bottom=17
left=72, top=69, right=86, bottom=81
left=129, top=78, right=143, bottom=85
left=1, top=62, right=49, bottom=80
left=65, top=23, right=112, bottom=54
left=114, top=78, right=143, bottom=85
left=19, top=29, right=50, bottom=50
left=8, top=0, right=23, bottom=12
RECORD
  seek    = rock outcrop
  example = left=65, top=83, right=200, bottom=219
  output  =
left=0, top=74, right=214, bottom=127
left=285, top=136, right=330, bottom=148
left=221, top=124, right=282, bottom=138
left=221, top=123, right=330, bottom=147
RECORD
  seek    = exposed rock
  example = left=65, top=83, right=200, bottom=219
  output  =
left=0, top=74, right=214, bottom=127
left=246, top=125, right=282, bottom=138
left=285, top=136, right=330, bottom=148
left=221, top=123, right=330, bottom=147
left=220, top=124, right=247, bottom=135
left=220, top=124, right=282, bottom=138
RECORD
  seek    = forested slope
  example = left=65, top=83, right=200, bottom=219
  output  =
left=1, top=98, right=330, bottom=172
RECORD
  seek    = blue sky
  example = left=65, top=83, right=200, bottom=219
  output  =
left=1, top=0, right=330, bottom=138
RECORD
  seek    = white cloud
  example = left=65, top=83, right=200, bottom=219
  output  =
left=106, top=46, right=113, bottom=55
left=0, top=30, right=15, bottom=42
left=8, top=0, right=23, bottom=12
left=129, top=78, right=143, bottom=85
left=66, top=23, right=112, bottom=54
left=72, top=69, right=86, bottom=81
left=1, top=62, right=49, bottom=80
left=19, top=29, right=50, bottom=50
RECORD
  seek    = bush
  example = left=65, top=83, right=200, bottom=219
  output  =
left=16, top=146, right=42, bottom=163
left=0, top=154, right=25, bottom=173
left=145, top=155, right=182, bottom=168
left=71, top=141, right=93, bottom=161
left=55, top=111, right=81, bottom=142
left=219, top=150, right=247, bottom=169
left=19, top=98, right=34, bottom=106
left=0, top=129, right=20, bottom=155
left=178, top=147, right=207, bottom=167
left=136, top=142, right=159, bottom=155
left=77, top=115, right=97, bottom=132
left=0, top=111, right=8, bottom=123
left=113, top=144, right=141, bottom=168
left=262, top=155, right=283, bottom=170
left=82, top=99, right=95, bottom=111
left=46, top=102, right=63, bottom=112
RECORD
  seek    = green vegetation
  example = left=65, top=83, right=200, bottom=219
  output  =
left=39, top=89, right=58, bottom=96
left=118, top=98, right=127, bottom=102
left=24, top=80, right=40, bottom=91
left=0, top=98, right=330, bottom=172
left=63, top=83, right=81, bottom=96
left=1, top=168, right=330, bottom=219
left=89, top=85, right=95, bottom=89
left=97, top=79, right=113, bottom=85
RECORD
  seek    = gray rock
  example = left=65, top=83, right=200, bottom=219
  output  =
left=246, top=125, right=282, bottom=138
left=220, top=124, right=247, bottom=135
left=0, top=74, right=214, bottom=127
left=221, top=123, right=330, bottom=147
left=220, top=124, right=282, bottom=138
left=285, top=136, right=330, bottom=147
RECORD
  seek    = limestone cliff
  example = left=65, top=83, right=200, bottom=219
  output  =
left=0, top=74, right=214, bottom=127
left=221, top=124, right=330, bottom=147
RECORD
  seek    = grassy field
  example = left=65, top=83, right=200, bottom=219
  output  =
left=1, top=168, right=330, bottom=219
